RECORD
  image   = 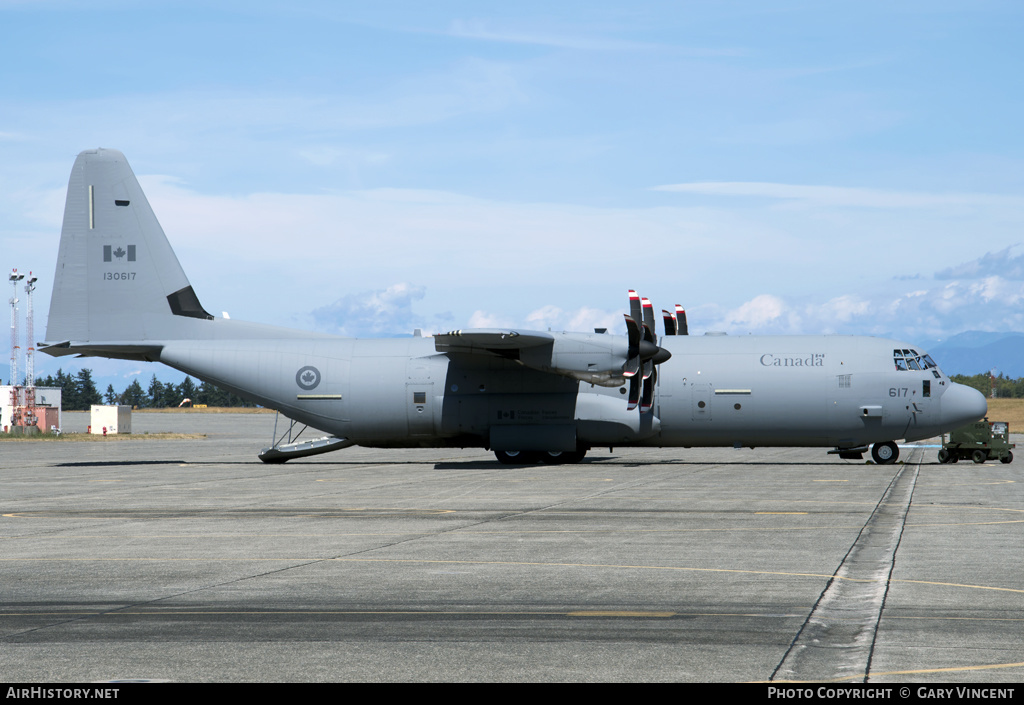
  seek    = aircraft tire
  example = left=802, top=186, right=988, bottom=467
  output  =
left=937, top=448, right=950, bottom=464
left=1001, top=452, right=1013, bottom=464
left=540, top=449, right=588, bottom=465
left=871, top=441, right=899, bottom=465
left=495, top=450, right=539, bottom=465
left=564, top=449, right=587, bottom=464
left=972, top=449, right=987, bottom=464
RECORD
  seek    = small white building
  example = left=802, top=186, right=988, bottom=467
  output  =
left=90, top=405, right=132, bottom=435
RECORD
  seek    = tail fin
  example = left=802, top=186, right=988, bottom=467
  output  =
left=44, top=149, right=213, bottom=357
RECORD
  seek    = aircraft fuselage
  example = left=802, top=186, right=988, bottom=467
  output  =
left=156, top=328, right=979, bottom=452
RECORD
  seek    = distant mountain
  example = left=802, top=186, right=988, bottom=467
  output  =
left=925, top=331, right=1024, bottom=377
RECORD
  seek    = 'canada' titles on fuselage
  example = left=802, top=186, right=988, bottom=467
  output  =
left=760, top=353, right=825, bottom=367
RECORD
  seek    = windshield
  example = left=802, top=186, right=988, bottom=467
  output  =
left=893, top=348, right=943, bottom=377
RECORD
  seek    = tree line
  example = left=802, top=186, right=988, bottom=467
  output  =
left=33, top=369, right=258, bottom=411
left=951, top=373, right=1024, bottom=399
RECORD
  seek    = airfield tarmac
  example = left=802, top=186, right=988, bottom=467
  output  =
left=2, top=412, right=1023, bottom=683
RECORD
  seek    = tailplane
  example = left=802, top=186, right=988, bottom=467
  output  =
left=44, top=149, right=213, bottom=359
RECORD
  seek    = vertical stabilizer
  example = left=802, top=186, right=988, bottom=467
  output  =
left=45, top=149, right=212, bottom=348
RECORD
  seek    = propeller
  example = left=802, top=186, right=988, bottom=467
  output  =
left=623, top=290, right=672, bottom=410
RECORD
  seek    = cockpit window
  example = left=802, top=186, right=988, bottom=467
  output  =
left=894, top=348, right=942, bottom=374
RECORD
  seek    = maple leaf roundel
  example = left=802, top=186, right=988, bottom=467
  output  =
left=295, top=365, right=321, bottom=391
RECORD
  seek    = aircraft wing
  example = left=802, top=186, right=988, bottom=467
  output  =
left=433, top=329, right=555, bottom=356
left=434, top=328, right=644, bottom=387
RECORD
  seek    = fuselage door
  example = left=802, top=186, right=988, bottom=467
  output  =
left=691, top=383, right=712, bottom=422
left=407, top=360, right=438, bottom=437
left=903, top=375, right=937, bottom=440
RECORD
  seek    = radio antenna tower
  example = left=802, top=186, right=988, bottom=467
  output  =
left=9, top=269, right=25, bottom=427
left=24, top=273, right=38, bottom=429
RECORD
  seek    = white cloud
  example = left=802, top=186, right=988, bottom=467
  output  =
left=567, top=306, right=622, bottom=333
left=311, top=283, right=427, bottom=337
left=818, top=295, right=870, bottom=323
left=685, top=246, right=1024, bottom=341
left=523, top=305, right=621, bottom=333
left=935, top=245, right=1024, bottom=280
left=525, top=305, right=563, bottom=328
left=723, top=294, right=786, bottom=329
left=467, top=310, right=513, bottom=329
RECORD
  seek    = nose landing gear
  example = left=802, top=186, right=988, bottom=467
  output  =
left=871, top=441, right=900, bottom=465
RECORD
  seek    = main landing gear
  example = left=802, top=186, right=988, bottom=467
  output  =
left=494, top=449, right=588, bottom=465
left=871, top=441, right=899, bottom=465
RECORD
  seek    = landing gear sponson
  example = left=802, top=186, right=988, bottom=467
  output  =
left=494, top=449, right=588, bottom=465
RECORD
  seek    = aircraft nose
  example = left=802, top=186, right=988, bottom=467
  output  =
left=940, top=383, right=988, bottom=430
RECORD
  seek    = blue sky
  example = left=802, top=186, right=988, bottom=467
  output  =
left=2, top=1, right=1023, bottom=387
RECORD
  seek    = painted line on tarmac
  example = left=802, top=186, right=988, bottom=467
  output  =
left=770, top=446, right=922, bottom=683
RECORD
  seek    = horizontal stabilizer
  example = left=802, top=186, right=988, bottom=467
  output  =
left=38, top=341, right=164, bottom=362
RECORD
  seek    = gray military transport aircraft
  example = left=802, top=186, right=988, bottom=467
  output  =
left=42, top=149, right=988, bottom=465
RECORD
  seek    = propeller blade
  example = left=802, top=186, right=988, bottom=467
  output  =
left=629, top=290, right=642, bottom=326
left=663, top=309, right=677, bottom=336
left=641, top=368, right=656, bottom=411
left=622, top=313, right=642, bottom=377
left=676, top=305, right=688, bottom=336
left=641, top=297, right=656, bottom=345
left=627, top=375, right=641, bottom=411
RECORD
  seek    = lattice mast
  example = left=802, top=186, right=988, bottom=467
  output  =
left=9, top=269, right=24, bottom=425
left=23, top=273, right=37, bottom=428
